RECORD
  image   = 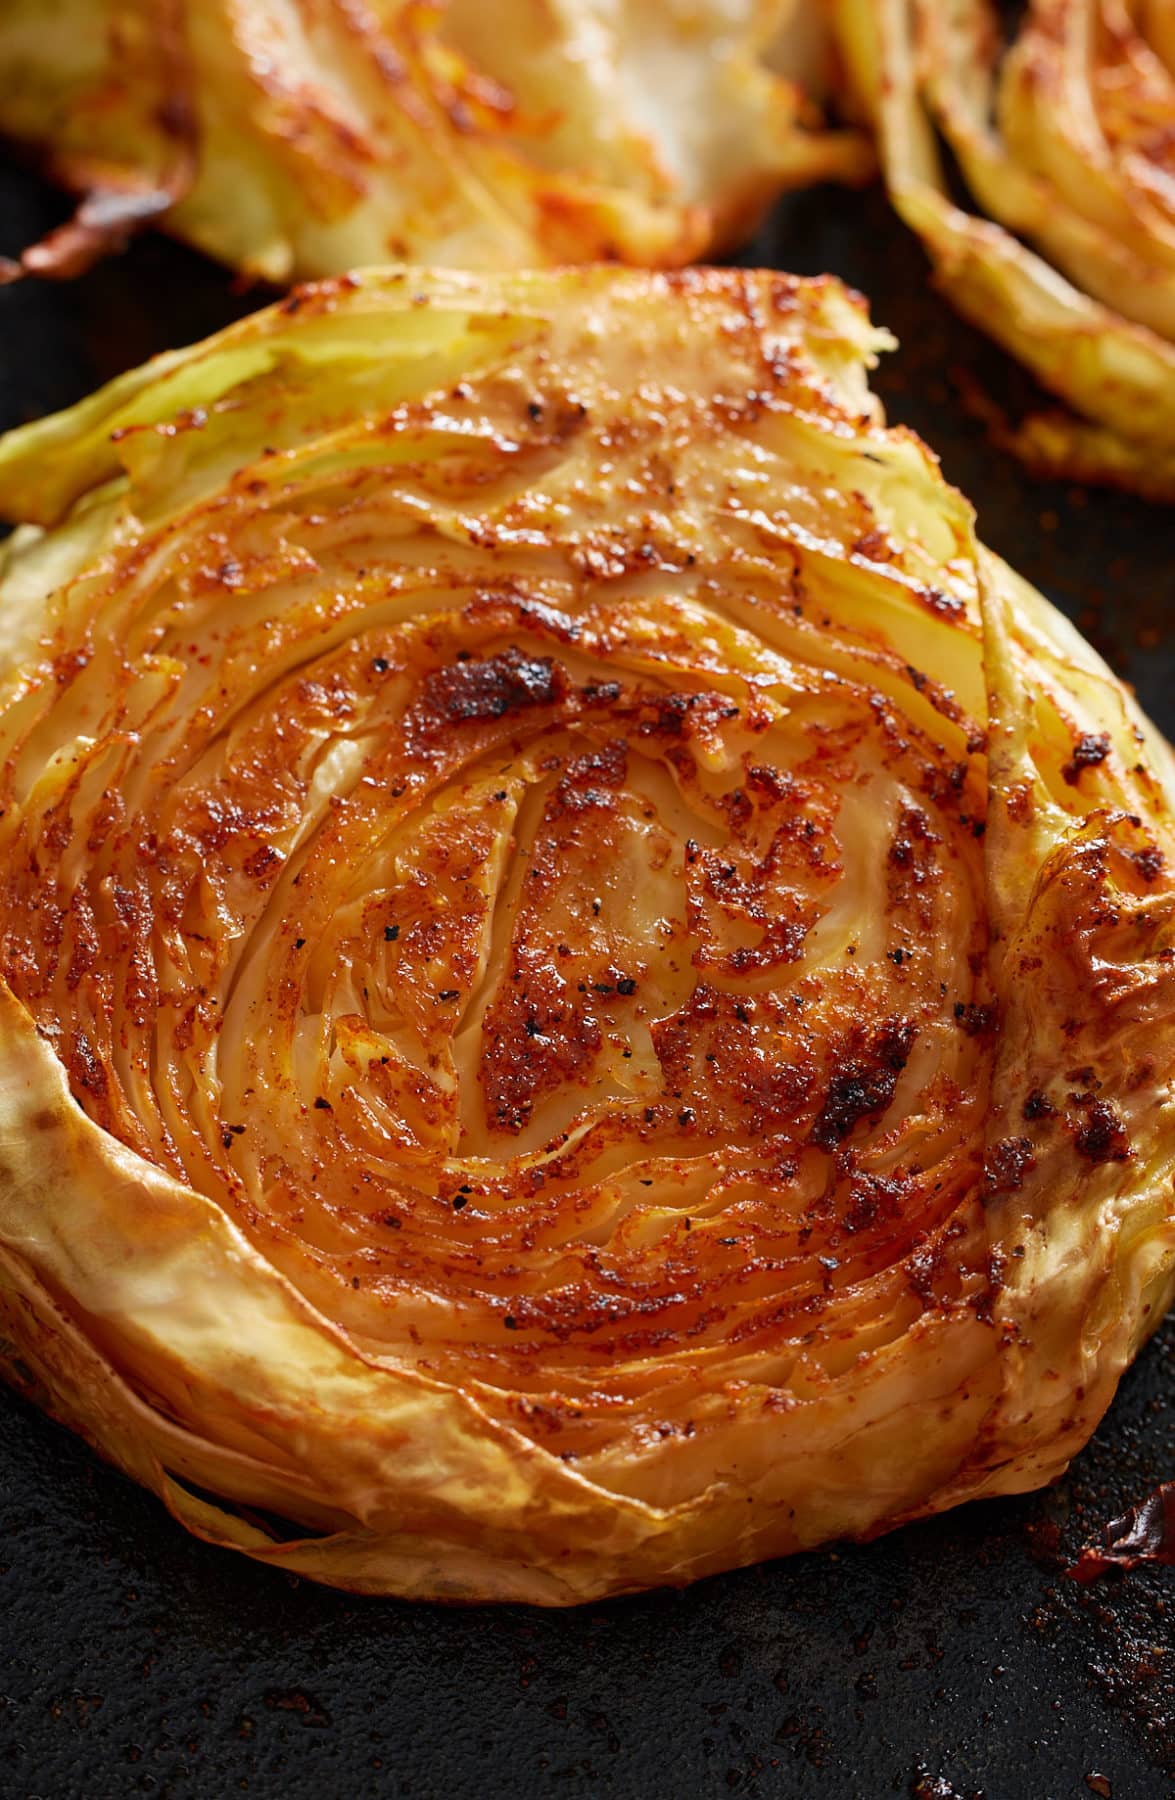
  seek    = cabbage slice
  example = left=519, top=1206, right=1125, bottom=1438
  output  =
left=0, top=0, right=870, bottom=282
left=832, top=0, right=1175, bottom=497
left=0, top=266, right=1171, bottom=1603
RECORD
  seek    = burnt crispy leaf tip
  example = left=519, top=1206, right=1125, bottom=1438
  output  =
left=1070, top=1481, right=1175, bottom=1583
left=0, top=184, right=181, bottom=286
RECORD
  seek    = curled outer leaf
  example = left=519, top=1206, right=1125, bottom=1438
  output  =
left=0, top=0, right=870, bottom=283
left=831, top=0, right=1175, bottom=497
left=0, top=266, right=1172, bottom=1605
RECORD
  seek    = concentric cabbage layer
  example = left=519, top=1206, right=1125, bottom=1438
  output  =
left=0, top=267, right=1172, bottom=1603
left=834, top=0, right=1175, bottom=497
left=0, top=0, right=869, bottom=281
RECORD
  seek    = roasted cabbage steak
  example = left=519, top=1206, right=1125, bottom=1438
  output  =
left=0, top=266, right=1172, bottom=1604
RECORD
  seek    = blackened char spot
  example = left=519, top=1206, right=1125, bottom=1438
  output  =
left=1061, top=732, right=1111, bottom=786
left=984, top=1135, right=1036, bottom=1197
left=422, top=647, right=566, bottom=723
left=580, top=680, right=621, bottom=706
left=842, top=1168, right=913, bottom=1233
left=1072, top=1097, right=1131, bottom=1163
left=810, top=1020, right=916, bottom=1150
left=954, top=1001, right=996, bottom=1038
left=1130, top=844, right=1164, bottom=882
left=636, top=690, right=740, bottom=741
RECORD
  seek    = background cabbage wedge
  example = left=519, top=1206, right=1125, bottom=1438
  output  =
left=832, top=0, right=1175, bottom=499
left=0, top=266, right=1172, bottom=1605
left=0, top=0, right=869, bottom=282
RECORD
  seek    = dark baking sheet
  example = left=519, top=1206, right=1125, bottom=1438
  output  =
left=0, top=159, right=1172, bottom=1800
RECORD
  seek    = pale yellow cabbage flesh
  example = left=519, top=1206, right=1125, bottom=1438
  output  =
left=0, top=267, right=1172, bottom=1603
